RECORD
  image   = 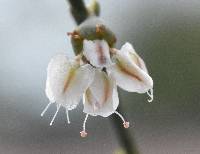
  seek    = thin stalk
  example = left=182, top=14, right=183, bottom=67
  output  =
left=67, top=0, right=89, bottom=24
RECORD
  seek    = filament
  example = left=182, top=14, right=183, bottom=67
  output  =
left=50, top=104, right=61, bottom=126
left=114, top=111, right=130, bottom=128
left=147, top=88, right=153, bottom=102
left=41, top=102, right=52, bottom=117
left=83, top=114, right=89, bottom=132
left=65, top=109, right=70, bottom=124
left=114, top=111, right=125, bottom=123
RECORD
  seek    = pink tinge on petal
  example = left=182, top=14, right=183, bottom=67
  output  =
left=44, top=54, right=95, bottom=128
left=108, top=49, right=153, bottom=93
left=116, top=59, right=143, bottom=82
left=83, top=70, right=119, bottom=117
left=128, top=52, right=148, bottom=73
left=121, top=42, right=148, bottom=73
left=62, top=67, right=77, bottom=93
left=95, top=41, right=107, bottom=65
left=83, top=40, right=112, bottom=68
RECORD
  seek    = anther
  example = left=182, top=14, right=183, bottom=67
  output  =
left=123, top=122, right=130, bottom=128
left=80, top=131, right=87, bottom=138
left=67, top=32, right=81, bottom=40
left=114, top=111, right=130, bottom=129
left=73, top=35, right=81, bottom=39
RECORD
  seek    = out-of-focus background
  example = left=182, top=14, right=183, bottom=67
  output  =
left=0, top=0, right=200, bottom=153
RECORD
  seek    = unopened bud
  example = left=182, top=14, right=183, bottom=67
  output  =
left=70, top=17, right=117, bottom=55
left=87, top=0, right=100, bottom=16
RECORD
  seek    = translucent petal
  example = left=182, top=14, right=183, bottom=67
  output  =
left=83, top=40, right=112, bottom=68
left=45, top=53, right=68, bottom=103
left=45, top=77, right=55, bottom=103
left=83, top=70, right=119, bottom=117
left=121, top=42, right=148, bottom=73
left=107, top=50, right=153, bottom=93
left=46, top=54, right=95, bottom=110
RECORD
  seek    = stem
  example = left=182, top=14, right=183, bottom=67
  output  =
left=67, top=0, right=89, bottom=24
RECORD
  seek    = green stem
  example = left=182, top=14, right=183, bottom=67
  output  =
left=67, top=0, right=89, bottom=24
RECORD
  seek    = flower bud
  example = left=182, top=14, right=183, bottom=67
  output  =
left=87, top=0, right=100, bottom=16
left=70, top=17, right=116, bottom=55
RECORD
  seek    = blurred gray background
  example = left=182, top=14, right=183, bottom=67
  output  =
left=0, top=0, right=200, bottom=153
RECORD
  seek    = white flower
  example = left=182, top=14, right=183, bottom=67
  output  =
left=42, top=40, right=153, bottom=138
left=78, top=40, right=153, bottom=137
left=83, top=69, right=118, bottom=117
left=41, top=53, right=95, bottom=125
left=82, top=40, right=153, bottom=102
left=107, top=42, right=153, bottom=102
left=80, top=69, right=129, bottom=137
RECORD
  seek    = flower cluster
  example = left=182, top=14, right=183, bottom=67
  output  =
left=41, top=38, right=153, bottom=137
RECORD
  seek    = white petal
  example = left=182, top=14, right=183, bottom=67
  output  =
left=112, top=84, right=119, bottom=111
left=83, top=70, right=119, bottom=117
left=107, top=50, right=153, bottom=93
left=45, top=53, right=68, bottom=103
left=46, top=54, right=95, bottom=110
left=121, top=42, right=148, bottom=73
left=83, top=39, right=112, bottom=68
left=45, top=77, right=55, bottom=103
left=120, top=42, right=136, bottom=54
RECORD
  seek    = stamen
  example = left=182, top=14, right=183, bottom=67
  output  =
left=50, top=104, right=61, bottom=126
left=41, top=102, right=52, bottom=117
left=114, top=111, right=130, bottom=128
left=114, top=111, right=125, bottom=123
left=147, top=88, right=153, bottom=102
left=67, top=32, right=81, bottom=40
left=65, top=108, right=70, bottom=124
left=80, top=114, right=89, bottom=137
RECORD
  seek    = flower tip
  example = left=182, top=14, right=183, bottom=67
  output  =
left=123, top=122, right=130, bottom=128
left=80, top=131, right=88, bottom=138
